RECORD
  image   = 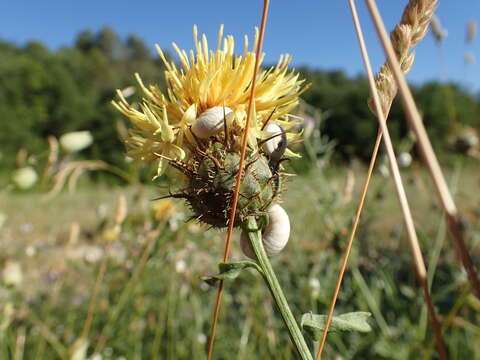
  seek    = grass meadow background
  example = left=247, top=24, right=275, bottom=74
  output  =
left=1, top=155, right=479, bottom=359
left=1, top=4, right=480, bottom=358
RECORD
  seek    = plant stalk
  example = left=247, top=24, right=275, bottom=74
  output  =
left=245, top=217, right=313, bottom=360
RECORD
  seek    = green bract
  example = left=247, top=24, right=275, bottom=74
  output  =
left=172, top=143, right=282, bottom=228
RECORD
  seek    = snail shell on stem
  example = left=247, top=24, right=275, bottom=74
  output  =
left=241, top=204, right=290, bottom=258
left=191, top=106, right=233, bottom=139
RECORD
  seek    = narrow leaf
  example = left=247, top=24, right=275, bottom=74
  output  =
left=201, top=261, right=263, bottom=286
left=301, top=312, right=372, bottom=340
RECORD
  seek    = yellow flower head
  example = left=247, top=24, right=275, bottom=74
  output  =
left=113, top=25, right=309, bottom=176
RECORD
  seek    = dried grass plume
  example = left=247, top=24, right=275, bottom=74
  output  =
left=368, top=0, right=438, bottom=116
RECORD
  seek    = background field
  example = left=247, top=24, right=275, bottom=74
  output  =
left=1, top=156, right=479, bottom=359
left=1, top=3, right=480, bottom=358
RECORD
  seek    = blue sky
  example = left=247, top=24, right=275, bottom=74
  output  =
left=0, top=1, right=478, bottom=90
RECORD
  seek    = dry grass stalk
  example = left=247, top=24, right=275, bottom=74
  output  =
left=115, top=194, right=128, bottom=225
left=207, top=2, right=270, bottom=358
left=365, top=0, right=480, bottom=298
left=45, top=161, right=109, bottom=199
left=466, top=21, right=477, bottom=43
left=368, top=0, right=437, bottom=116
left=430, top=15, right=447, bottom=44
left=68, top=222, right=80, bottom=246
left=81, top=194, right=129, bottom=342
left=44, top=160, right=132, bottom=200
left=93, top=223, right=164, bottom=354
left=340, top=169, right=355, bottom=207
left=16, top=148, right=28, bottom=168
left=317, top=0, right=440, bottom=357
left=316, top=130, right=381, bottom=359
left=464, top=52, right=475, bottom=66
left=322, top=0, right=446, bottom=359
left=41, top=136, right=59, bottom=187
left=316, top=1, right=447, bottom=358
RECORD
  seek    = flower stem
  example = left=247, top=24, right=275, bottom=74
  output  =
left=244, top=216, right=313, bottom=360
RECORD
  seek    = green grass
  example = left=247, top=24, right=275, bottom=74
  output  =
left=1, top=160, right=479, bottom=359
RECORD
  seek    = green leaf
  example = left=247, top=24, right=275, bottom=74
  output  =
left=201, top=261, right=263, bottom=286
left=301, top=312, right=372, bottom=340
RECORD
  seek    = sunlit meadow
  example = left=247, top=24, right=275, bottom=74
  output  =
left=1, top=1, right=480, bottom=359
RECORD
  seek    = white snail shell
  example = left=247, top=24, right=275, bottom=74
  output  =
left=191, top=106, right=233, bottom=139
left=262, top=122, right=283, bottom=156
left=240, top=204, right=290, bottom=259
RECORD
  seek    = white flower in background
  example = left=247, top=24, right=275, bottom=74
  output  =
left=97, top=203, right=109, bottom=218
left=69, top=337, right=89, bottom=360
left=120, top=86, right=136, bottom=98
left=12, top=166, right=38, bottom=190
left=0, top=303, right=14, bottom=331
left=19, top=223, right=34, bottom=233
left=59, top=131, right=93, bottom=153
left=175, top=259, right=187, bottom=274
left=3, top=261, right=23, bottom=287
left=378, top=163, right=390, bottom=177
left=168, top=212, right=185, bottom=231
left=84, top=246, right=103, bottom=263
left=302, top=116, right=316, bottom=139
left=458, top=127, right=479, bottom=148
left=197, top=333, right=207, bottom=344
left=309, top=277, right=320, bottom=291
left=25, top=245, right=36, bottom=257
left=309, top=277, right=321, bottom=298
left=398, top=152, right=412, bottom=168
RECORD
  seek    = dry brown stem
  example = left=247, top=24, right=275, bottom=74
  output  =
left=317, top=2, right=447, bottom=358
left=41, top=136, right=59, bottom=188
left=206, top=2, right=271, bottom=359
left=365, top=0, right=480, bottom=300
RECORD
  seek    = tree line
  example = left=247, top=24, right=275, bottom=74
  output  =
left=0, top=26, right=478, bottom=170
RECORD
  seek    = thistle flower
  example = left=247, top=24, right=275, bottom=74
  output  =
left=114, top=25, right=308, bottom=228
left=113, top=25, right=308, bottom=177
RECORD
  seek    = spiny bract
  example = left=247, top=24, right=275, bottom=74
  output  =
left=171, top=142, right=281, bottom=228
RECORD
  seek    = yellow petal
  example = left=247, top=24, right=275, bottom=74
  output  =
left=182, top=104, right=197, bottom=125
left=161, top=106, right=175, bottom=143
left=284, top=148, right=301, bottom=158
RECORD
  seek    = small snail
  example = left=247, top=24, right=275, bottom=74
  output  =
left=240, top=203, right=290, bottom=259
left=191, top=106, right=233, bottom=139
left=261, top=122, right=287, bottom=171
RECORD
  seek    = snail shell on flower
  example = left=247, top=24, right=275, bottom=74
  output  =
left=240, top=204, right=290, bottom=259
left=191, top=106, right=233, bottom=139
left=262, top=122, right=283, bottom=156
left=262, top=123, right=287, bottom=170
